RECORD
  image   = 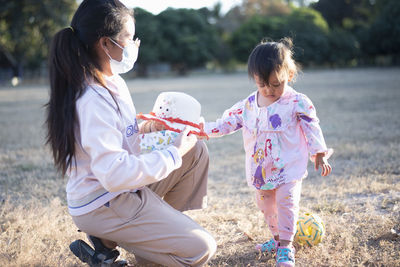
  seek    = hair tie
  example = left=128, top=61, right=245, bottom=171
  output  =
left=68, top=26, right=75, bottom=33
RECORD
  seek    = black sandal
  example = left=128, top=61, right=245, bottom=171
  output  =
left=69, top=236, right=128, bottom=266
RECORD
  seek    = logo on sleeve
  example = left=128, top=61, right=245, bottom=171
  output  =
left=126, top=125, right=134, bottom=137
left=126, top=119, right=139, bottom=137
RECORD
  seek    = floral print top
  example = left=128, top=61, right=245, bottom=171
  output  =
left=204, top=86, right=332, bottom=190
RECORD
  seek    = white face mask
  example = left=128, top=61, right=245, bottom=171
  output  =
left=105, top=38, right=139, bottom=74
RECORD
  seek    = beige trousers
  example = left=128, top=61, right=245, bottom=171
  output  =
left=72, top=141, right=216, bottom=266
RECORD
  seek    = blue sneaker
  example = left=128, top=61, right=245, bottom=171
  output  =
left=276, top=245, right=295, bottom=267
left=255, top=238, right=278, bottom=254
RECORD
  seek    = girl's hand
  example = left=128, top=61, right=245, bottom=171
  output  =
left=173, top=127, right=197, bottom=157
left=196, top=135, right=208, bottom=141
left=315, top=152, right=332, bottom=176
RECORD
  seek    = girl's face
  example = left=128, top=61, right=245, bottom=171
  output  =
left=254, top=71, right=290, bottom=105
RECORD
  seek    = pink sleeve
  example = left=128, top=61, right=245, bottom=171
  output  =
left=204, top=99, right=245, bottom=137
left=295, top=94, right=333, bottom=161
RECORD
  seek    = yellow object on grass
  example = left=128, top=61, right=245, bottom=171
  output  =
left=294, top=212, right=325, bottom=246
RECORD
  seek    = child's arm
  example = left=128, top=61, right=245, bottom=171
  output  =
left=295, top=94, right=333, bottom=176
left=204, top=100, right=245, bottom=138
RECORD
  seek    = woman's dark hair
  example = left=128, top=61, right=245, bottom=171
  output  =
left=248, top=37, right=298, bottom=86
left=45, top=0, right=133, bottom=175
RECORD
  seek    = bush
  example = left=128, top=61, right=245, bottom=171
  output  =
left=283, top=8, right=330, bottom=65
left=362, top=0, right=400, bottom=56
left=156, top=8, right=220, bottom=74
left=229, top=8, right=331, bottom=66
left=326, top=28, right=359, bottom=66
left=229, top=15, right=287, bottom=62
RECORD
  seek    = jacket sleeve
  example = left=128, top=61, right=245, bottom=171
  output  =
left=77, top=92, right=182, bottom=192
left=295, top=94, right=333, bottom=161
left=204, top=99, right=245, bottom=137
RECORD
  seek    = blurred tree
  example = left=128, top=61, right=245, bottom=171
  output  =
left=230, top=7, right=330, bottom=66
left=311, top=0, right=378, bottom=31
left=217, top=0, right=290, bottom=35
left=204, top=2, right=222, bottom=23
left=156, top=8, right=219, bottom=75
left=362, top=0, right=400, bottom=61
left=133, top=8, right=161, bottom=76
left=229, top=15, right=286, bottom=62
left=0, top=0, right=77, bottom=78
left=326, top=28, right=359, bottom=66
left=216, top=6, right=245, bottom=34
left=197, top=6, right=233, bottom=70
left=242, top=0, right=291, bottom=16
left=284, top=7, right=330, bottom=65
left=284, top=0, right=308, bottom=7
left=312, top=0, right=400, bottom=65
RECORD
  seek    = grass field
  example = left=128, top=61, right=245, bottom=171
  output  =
left=0, top=67, right=399, bottom=266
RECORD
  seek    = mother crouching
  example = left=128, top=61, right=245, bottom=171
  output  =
left=45, top=0, right=216, bottom=266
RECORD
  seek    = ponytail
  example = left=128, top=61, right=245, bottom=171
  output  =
left=45, top=27, right=90, bottom=175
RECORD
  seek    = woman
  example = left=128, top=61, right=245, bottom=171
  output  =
left=46, top=0, right=216, bottom=266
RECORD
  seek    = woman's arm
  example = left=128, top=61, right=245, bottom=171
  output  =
left=78, top=93, right=182, bottom=192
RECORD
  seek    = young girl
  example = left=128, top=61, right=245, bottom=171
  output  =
left=45, top=0, right=216, bottom=266
left=204, top=38, right=332, bottom=266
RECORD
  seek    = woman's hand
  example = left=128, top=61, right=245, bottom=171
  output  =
left=139, top=120, right=165, bottom=133
left=151, top=121, right=165, bottom=131
left=173, top=127, right=197, bottom=157
left=315, top=152, right=332, bottom=176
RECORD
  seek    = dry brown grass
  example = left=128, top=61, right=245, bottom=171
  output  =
left=1, top=67, right=399, bottom=266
